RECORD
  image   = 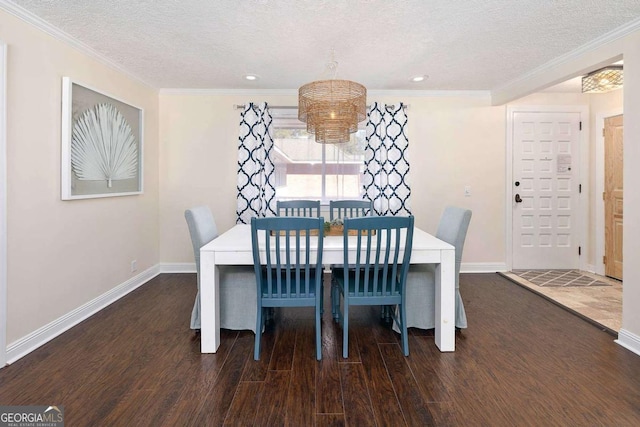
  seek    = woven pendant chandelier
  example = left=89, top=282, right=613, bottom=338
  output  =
left=298, top=59, right=366, bottom=144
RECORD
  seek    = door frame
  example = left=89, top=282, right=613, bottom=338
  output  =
left=595, top=108, right=623, bottom=276
left=506, top=105, right=590, bottom=271
left=1, top=41, right=7, bottom=367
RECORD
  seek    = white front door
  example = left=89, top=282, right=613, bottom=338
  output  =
left=512, top=111, right=581, bottom=269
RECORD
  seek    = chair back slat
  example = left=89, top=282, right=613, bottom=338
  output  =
left=329, top=200, right=373, bottom=220
left=277, top=200, right=321, bottom=218
left=343, top=216, right=414, bottom=298
left=251, top=216, right=324, bottom=300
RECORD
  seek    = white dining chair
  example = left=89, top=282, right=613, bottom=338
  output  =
left=185, top=206, right=257, bottom=332
left=400, top=206, right=472, bottom=331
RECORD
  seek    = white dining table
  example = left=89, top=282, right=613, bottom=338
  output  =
left=199, top=224, right=456, bottom=353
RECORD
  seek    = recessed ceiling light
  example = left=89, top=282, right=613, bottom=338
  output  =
left=410, top=75, right=428, bottom=82
left=244, top=74, right=259, bottom=81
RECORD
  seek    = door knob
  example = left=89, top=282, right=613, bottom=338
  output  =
left=515, top=194, right=523, bottom=203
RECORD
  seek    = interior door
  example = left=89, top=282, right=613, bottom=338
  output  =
left=604, top=115, right=623, bottom=280
left=512, top=112, right=581, bottom=269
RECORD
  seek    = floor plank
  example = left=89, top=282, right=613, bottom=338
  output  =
left=253, top=370, right=290, bottom=427
left=284, top=323, right=316, bottom=426
left=223, top=382, right=261, bottom=426
left=379, top=343, right=434, bottom=425
left=354, top=328, right=405, bottom=426
left=339, top=363, right=376, bottom=425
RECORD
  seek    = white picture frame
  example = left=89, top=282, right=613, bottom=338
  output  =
left=61, top=77, right=143, bottom=200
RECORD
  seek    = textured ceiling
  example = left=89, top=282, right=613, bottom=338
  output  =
left=8, top=0, right=640, bottom=90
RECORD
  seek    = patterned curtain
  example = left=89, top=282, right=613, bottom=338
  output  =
left=236, top=102, right=276, bottom=223
left=362, top=102, right=411, bottom=216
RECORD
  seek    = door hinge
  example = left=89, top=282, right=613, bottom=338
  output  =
left=602, top=128, right=605, bottom=137
left=603, top=191, right=606, bottom=200
left=578, top=246, right=582, bottom=256
left=603, top=255, right=607, bottom=264
left=579, top=184, right=582, bottom=193
left=579, top=121, right=582, bottom=131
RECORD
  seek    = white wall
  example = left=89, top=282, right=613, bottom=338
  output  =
left=0, top=9, right=160, bottom=345
left=159, top=92, right=506, bottom=269
left=621, top=32, right=640, bottom=342
left=0, top=40, right=7, bottom=366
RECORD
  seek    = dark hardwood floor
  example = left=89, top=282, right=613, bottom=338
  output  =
left=1, top=273, right=640, bottom=426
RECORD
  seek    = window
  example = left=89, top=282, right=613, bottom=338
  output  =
left=271, top=108, right=366, bottom=202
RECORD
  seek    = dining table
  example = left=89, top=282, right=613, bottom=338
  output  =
left=199, top=223, right=456, bottom=353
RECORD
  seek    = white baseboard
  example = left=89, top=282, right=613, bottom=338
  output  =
left=155, top=262, right=502, bottom=276
left=615, top=329, right=640, bottom=357
left=160, top=262, right=196, bottom=273
left=164, top=262, right=504, bottom=274
left=6, top=265, right=160, bottom=364
left=461, top=262, right=507, bottom=273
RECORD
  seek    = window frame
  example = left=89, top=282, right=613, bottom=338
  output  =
left=270, top=107, right=366, bottom=204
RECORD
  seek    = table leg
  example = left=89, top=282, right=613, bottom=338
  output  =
left=200, top=250, right=220, bottom=353
left=435, top=249, right=456, bottom=351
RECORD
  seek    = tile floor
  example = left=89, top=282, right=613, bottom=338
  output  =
left=501, top=270, right=622, bottom=333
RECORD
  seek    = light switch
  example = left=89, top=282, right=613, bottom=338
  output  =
left=464, top=185, right=471, bottom=197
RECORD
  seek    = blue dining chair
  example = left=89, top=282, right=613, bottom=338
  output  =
left=184, top=206, right=256, bottom=332
left=331, top=215, right=415, bottom=358
left=328, top=199, right=373, bottom=320
left=277, top=200, right=324, bottom=315
left=277, top=200, right=321, bottom=217
left=329, top=200, right=373, bottom=220
left=251, top=216, right=325, bottom=360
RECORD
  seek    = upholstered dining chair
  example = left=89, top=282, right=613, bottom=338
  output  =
left=329, top=199, right=373, bottom=220
left=251, top=216, right=325, bottom=360
left=277, top=200, right=321, bottom=217
left=332, top=215, right=415, bottom=357
left=402, top=206, right=472, bottom=331
left=185, top=206, right=256, bottom=332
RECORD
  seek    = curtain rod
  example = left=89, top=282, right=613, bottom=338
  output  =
left=233, top=104, right=295, bottom=110
left=233, top=104, right=409, bottom=110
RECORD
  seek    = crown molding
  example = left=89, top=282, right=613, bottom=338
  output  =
left=159, top=88, right=298, bottom=96
left=159, top=87, right=491, bottom=98
left=492, top=16, right=640, bottom=95
left=0, top=0, right=155, bottom=89
left=368, top=89, right=490, bottom=98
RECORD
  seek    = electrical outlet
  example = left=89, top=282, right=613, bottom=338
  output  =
left=131, top=260, right=137, bottom=273
left=464, top=185, right=472, bottom=197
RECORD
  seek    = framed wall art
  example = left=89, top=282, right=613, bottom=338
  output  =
left=61, top=77, right=143, bottom=200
